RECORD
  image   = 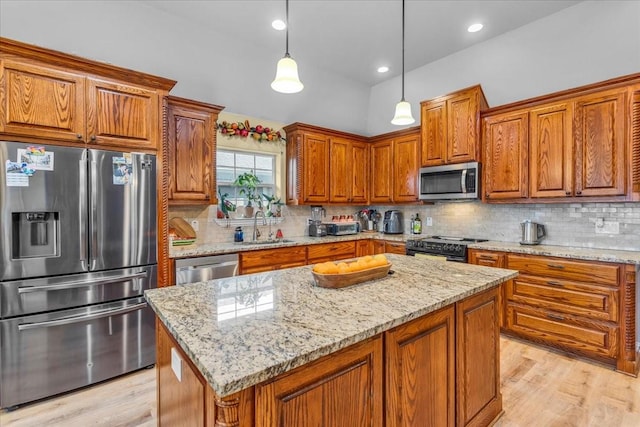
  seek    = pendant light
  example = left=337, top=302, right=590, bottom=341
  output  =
left=391, top=0, right=415, bottom=125
left=271, top=0, right=304, bottom=94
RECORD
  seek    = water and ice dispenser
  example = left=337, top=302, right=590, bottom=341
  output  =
left=11, top=212, right=60, bottom=259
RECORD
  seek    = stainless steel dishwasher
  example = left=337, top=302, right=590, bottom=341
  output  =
left=175, top=254, right=239, bottom=285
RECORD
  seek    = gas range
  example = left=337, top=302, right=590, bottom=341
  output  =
left=405, top=235, right=488, bottom=262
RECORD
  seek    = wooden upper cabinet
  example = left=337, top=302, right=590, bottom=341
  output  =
left=350, top=140, right=369, bottom=204
left=285, top=123, right=366, bottom=205
left=370, top=139, right=393, bottom=203
left=370, top=126, right=420, bottom=203
left=421, top=85, right=487, bottom=167
left=167, top=96, right=223, bottom=205
left=0, top=59, right=86, bottom=142
left=393, top=132, right=420, bottom=202
left=529, top=102, right=573, bottom=198
left=0, top=39, right=176, bottom=151
left=420, top=100, right=447, bottom=166
left=574, top=88, right=626, bottom=197
left=86, top=77, right=159, bottom=149
left=482, top=111, right=529, bottom=200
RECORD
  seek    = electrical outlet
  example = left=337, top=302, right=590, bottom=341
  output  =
left=191, top=220, right=199, bottom=231
left=426, top=217, right=433, bottom=226
left=595, top=220, right=619, bottom=234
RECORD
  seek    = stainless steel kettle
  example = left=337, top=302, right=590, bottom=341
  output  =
left=520, top=220, right=546, bottom=245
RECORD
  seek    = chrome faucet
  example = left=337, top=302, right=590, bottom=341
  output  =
left=252, top=210, right=267, bottom=241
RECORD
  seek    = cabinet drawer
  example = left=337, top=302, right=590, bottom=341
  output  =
left=384, top=241, right=406, bottom=255
left=241, top=247, right=307, bottom=274
left=307, top=241, right=356, bottom=263
left=506, top=275, right=619, bottom=322
left=507, top=254, right=619, bottom=286
left=506, top=304, right=618, bottom=359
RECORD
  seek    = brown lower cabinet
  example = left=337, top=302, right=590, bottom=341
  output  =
left=156, top=287, right=501, bottom=427
left=469, top=249, right=638, bottom=375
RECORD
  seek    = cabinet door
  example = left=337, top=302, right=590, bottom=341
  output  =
left=302, top=132, right=330, bottom=203
left=307, top=241, right=356, bottom=264
left=468, top=250, right=506, bottom=328
left=483, top=111, right=529, bottom=200
left=372, top=240, right=386, bottom=254
left=529, top=103, right=573, bottom=198
left=393, top=133, right=420, bottom=202
left=157, top=323, right=205, bottom=427
left=86, top=77, right=159, bottom=149
left=386, top=306, right=455, bottom=427
left=574, top=89, right=626, bottom=197
left=351, top=141, right=369, bottom=204
left=329, top=137, right=350, bottom=203
left=370, top=140, right=394, bottom=203
left=456, top=287, right=501, bottom=427
left=167, top=103, right=215, bottom=204
left=255, top=336, right=383, bottom=427
left=447, top=91, right=479, bottom=164
left=0, top=60, right=85, bottom=142
left=421, top=100, right=447, bottom=166
left=356, top=239, right=372, bottom=257
left=384, top=241, right=406, bottom=255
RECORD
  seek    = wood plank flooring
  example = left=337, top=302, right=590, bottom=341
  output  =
left=1, top=337, right=639, bottom=426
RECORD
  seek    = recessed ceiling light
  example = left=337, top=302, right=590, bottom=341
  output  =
left=272, top=19, right=286, bottom=31
left=377, top=66, right=389, bottom=73
left=468, top=23, right=483, bottom=33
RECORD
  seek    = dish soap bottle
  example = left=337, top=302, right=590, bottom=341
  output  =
left=412, top=213, right=422, bottom=234
left=234, top=226, right=244, bottom=243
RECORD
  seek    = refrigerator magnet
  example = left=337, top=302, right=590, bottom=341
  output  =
left=5, top=160, right=29, bottom=187
left=17, top=147, right=54, bottom=171
left=112, top=157, right=131, bottom=185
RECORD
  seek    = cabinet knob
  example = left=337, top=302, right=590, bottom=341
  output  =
left=485, top=193, right=490, bottom=198
left=565, top=191, right=571, bottom=196
left=576, top=190, right=582, bottom=195
left=90, top=135, right=96, bottom=142
left=76, top=134, right=83, bottom=139
left=205, top=194, right=210, bottom=200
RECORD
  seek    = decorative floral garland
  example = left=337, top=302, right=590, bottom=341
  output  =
left=215, top=119, right=285, bottom=143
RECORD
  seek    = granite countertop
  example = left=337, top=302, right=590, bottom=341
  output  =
left=469, top=241, right=640, bottom=265
left=169, top=233, right=408, bottom=258
left=145, top=254, right=517, bottom=398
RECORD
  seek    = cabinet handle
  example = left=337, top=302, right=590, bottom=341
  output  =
left=547, top=280, right=562, bottom=286
left=547, top=263, right=565, bottom=269
left=205, top=194, right=210, bottom=200
left=76, top=134, right=83, bottom=139
left=485, top=193, right=490, bottom=198
left=478, top=255, right=495, bottom=260
left=547, top=313, right=565, bottom=321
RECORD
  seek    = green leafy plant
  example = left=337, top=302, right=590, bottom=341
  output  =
left=262, top=193, right=284, bottom=217
left=233, top=172, right=262, bottom=207
left=218, top=189, right=236, bottom=218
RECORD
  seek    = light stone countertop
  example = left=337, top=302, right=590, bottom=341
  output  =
left=468, top=241, right=640, bottom=265
left=145, top=254, right=517, bottom=398
left=168, top=233, right=408, bottom=258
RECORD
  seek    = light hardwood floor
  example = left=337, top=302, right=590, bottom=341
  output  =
left=2, top=337, right=639, bottom=426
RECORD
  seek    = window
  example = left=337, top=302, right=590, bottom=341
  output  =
left=217, top=149, right=276, bottom=207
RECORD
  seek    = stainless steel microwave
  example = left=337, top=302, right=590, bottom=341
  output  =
left=419, top=162, right=480, bottom=200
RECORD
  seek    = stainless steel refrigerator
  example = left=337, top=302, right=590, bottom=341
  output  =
left=0, top=141, right=157, bottom=409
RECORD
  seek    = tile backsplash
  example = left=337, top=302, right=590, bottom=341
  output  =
left=169, top=202, right=640, bottom=252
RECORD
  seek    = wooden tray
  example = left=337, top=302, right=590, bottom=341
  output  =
left=169, top=217, right=196, bottom=239
left=312, top=263, right=392, bottom=289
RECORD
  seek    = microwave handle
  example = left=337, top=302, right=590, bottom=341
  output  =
left=460, top=169, right=468, bottom=193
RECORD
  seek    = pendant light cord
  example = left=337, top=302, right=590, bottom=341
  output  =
left=401, top=0, right=406, bottom=101
left=285, top=0, right=290, bottom=57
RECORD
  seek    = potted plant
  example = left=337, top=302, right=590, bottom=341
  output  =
left=217, top=189, right=236, bottom=219
left=262, top=193, right=284, bottom=217
left=233, top=172, right=261, bottom=218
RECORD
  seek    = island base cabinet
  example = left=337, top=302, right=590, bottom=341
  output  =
left=255, top=336, right=383, bottom=427
left=385, top=305, right=455, bottom=427
left=456, top=287, right=502, bottom=427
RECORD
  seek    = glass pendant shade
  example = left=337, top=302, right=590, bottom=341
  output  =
left=271, top=55, right=304, bottom=93
left=391, top=100, right=415, bottom=125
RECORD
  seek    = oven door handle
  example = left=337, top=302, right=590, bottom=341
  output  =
left=17, top=271, right=148, bottom=294
left=17, top=302, right=148, bottom=331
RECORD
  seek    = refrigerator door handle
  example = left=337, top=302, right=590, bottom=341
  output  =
left=17, top=271, right=148, bottom=294
left=17, top=302, right=148, bottom=331
left=79, top=155, right=88, bottom=267
left=89, top=159, right=98, bottom=270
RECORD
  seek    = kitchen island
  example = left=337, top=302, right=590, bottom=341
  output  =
left=145, top=254, right=518, bottom=426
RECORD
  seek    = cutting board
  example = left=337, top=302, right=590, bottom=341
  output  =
left=169, top=217, right=196, bottom=240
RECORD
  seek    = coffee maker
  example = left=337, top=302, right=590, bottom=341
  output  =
left=308, top=206, right=327, bottom=237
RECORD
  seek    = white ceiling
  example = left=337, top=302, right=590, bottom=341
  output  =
left=142, top=0, right=582, bottom=86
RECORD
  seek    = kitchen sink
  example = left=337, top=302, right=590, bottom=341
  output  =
left=242, top=239, right=295, bottom=246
